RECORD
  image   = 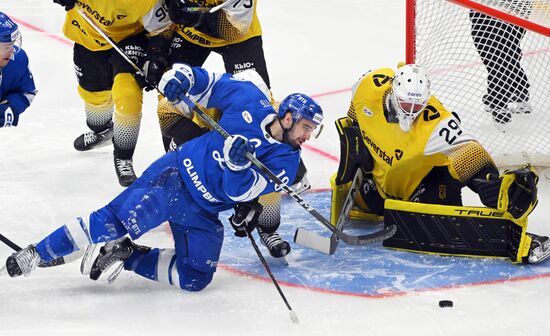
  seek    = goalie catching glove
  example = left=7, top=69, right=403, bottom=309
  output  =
left=229, top=200, right=264, bottom=237
left=470, top=165, right=539, bottom=220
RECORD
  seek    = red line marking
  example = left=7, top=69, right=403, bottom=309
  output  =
left=301, top=143, right=339, bottom=162
left=218, top=263, right=550, bottom=299
left=11, top=16, right=73, bottom=47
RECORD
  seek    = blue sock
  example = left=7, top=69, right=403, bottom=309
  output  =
left=35, top=225, right=78, bottom=262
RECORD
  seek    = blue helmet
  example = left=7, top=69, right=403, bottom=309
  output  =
left=278, top=93, right=324, bottom=126
left=0, top=12, right=22, bottom=54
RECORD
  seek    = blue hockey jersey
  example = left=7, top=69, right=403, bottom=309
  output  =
left=0, top=48, right=37, bottom=114
left=176, top=68, right=301, bottom=213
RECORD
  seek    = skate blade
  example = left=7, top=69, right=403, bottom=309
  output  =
left=0, top=265, right=7, bottom=277
left=80, top=244, right=101, bottom=275
left=273, top=255, right=289, bottom=266
left=107, top=262, right=124, bottom=284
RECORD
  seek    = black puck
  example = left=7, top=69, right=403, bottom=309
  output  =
left=439, top=300, right=453, bottom=308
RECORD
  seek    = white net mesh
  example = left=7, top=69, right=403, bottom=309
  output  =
left=411, top=0, right=550, bottom=166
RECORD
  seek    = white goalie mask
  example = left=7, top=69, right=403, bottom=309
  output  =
left=390, top=64, right=431, bottom=132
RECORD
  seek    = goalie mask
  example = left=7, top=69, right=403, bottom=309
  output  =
left=390, top=64, right=431, bottom=132
left=0, top=12, right=22, bottom=66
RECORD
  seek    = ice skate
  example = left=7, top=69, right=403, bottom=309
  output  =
left=89, top=237, right=150, bottom=283
left=1, top=245, right=41, bottom=277
left=114, top=156, right=137, bottom=187
left=526, top=233, right=550, bottom=264
left=257, top=227, right=291, bottom=263
left=73, top=123, right=114, bottom=151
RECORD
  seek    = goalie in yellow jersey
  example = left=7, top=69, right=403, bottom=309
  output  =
left=333, top=63, right=549, bottom=264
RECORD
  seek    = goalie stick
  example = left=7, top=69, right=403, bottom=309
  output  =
left=77, top=9, right=392, bottom=245
left=293, top=170, right=395, bottom=254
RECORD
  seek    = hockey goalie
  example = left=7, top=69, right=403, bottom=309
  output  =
left=331, top=63, right=549, bottom=264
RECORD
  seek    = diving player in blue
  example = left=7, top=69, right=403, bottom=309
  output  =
left=1, top=63, right=324, bottom=292
left=0, top=12, right=37, bottom=128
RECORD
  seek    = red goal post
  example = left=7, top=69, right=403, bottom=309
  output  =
left=406, top=0, right=550, bottom=166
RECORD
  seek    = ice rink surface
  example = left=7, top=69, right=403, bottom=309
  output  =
left=1, top=1, right=550, bottom=335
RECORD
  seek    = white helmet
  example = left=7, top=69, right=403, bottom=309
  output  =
left=390, top=64, right=431, bottom=132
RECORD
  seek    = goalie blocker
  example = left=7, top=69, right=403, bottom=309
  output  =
left=383, top=200, right=548, bottom=264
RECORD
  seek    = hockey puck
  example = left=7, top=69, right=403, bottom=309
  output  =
left=439, top=300, right=453, bottom=308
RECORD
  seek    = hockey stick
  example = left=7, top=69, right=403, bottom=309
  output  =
left=294, top=169, right=366, bottom=254
left=78, top=9, right=394, bottom=245
left=181, top=0, right=237, bottom=13
left=0, top=232, right=21, bottom=251
left=245, top=229, right=299, bottom=324
left=182, top=95, right=396, bottom=245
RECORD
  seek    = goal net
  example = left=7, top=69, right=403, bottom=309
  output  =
left=407, top=0, right=550, bottom=166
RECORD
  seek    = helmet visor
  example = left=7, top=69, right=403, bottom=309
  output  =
left=396, top=98, right=427, bottom=115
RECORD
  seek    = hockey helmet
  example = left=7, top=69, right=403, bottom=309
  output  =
left=278, top=93, right=324, bottom=138
left=390, top=64, right=431, bottom=132
left=0, top=12, right=21, bottom=59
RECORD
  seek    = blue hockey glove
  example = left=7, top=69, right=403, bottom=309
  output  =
left=53, top=0, right=76, bottom=11
left=0, top=102, right=18, bottom=127
left=223, top=135, right=255, bottom=171
left=158, top=64, right=195, bottom=103
left=229, top=200, right=263, bottom=238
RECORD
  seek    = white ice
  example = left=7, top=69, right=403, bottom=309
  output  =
left=1, top=1, right=550, bottom=335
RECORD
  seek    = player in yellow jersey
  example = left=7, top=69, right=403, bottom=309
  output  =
left=332, top=63, right=548, bottom=263
left=137, top=0, right=295, bottom=260
left=52, top=0, right=171, bottom=186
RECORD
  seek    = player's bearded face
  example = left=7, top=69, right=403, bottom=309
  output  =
left=0, top=43, right=14, bottom=67
left=287, top=119, right=317, bottom=147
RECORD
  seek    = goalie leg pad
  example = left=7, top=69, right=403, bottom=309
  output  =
left=383, top=199, right=531, bottom=263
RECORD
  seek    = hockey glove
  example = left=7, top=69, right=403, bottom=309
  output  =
left=53, top=0, right=76, bottom=11
left=158, top=64, right=195, bottom=103
left=472, top=165, right=539, bottom=220
left=229, top=200, right=263, bottom=237
left=167, top=0, right=204, bottom=27
left=223, top=135, right=255, bottom=171
left=0, top=101, right=18, bottom=127
left=334, top=117, right=374, bottom=185
left=137, top=34, right=172, bottom=91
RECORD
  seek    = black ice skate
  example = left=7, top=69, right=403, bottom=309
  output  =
left=526, top=233, right=550, bottom=264
left=257, top=227, right=291, bottom=259
left=89, top=237, right=150, bottom=283
left=73, top=123, right=114, bottom=151
left=114, top=156, right=137, bottom=187
left=1, top=245, right=41, bottom=277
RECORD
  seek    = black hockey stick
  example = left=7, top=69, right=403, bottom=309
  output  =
left=0, top=233, right=21, bottom=251
left=182, top=96, right=396, bottom=246
left=77, top=9, right=394, bottom=245
left=245, top=229, right=299, bottom=324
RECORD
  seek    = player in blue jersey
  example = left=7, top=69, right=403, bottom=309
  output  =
left=1, top=63, right=324, bottom=292
left=0, top=12, right=37, bottom=128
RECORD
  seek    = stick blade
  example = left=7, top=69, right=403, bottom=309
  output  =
left=289, top=310, right=300, bottom=324
left=293, top=228, right=336, bottom=255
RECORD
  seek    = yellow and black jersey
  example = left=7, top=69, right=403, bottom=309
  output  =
left=349, top=68, right=483, bottom=201
left=175, top=0, right=262, bottom=48
left=63, top=0, right=172, bottom=51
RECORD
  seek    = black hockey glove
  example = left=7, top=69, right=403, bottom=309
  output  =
left=53, top=0, right=76, bottom=11
left=167, top=0, right=204, bottom=27
left=138, top=50, right=170, bottom=91
left=229, top=200, right=263, bottom=238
